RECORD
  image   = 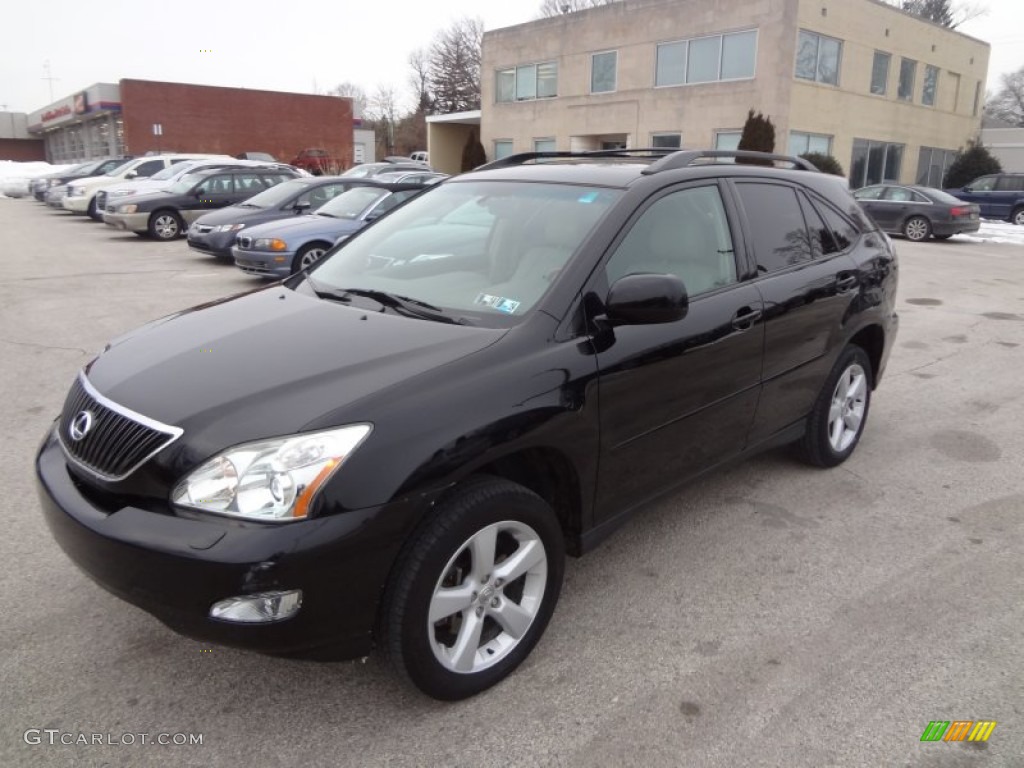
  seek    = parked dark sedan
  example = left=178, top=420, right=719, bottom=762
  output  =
left=188, top=177, right=386, bottom=259
left=36, top=149, right=897, bottom=700
left=32, top=157, right=131, bottom=201
left=853, top=184, right=980, bottom=241
left=103, top=166, right=300, bottom=240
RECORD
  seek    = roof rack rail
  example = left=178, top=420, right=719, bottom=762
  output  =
left=642, top=149, right=819, bottom=174
left=476, top=148, right=679, bottom=171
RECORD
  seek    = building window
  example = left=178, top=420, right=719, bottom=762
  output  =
left=715, top=131, right=742, bottom=151
left=789, top=131, right=832, bottom=157
left=948, top=71, right=961, bottom=111
left=534, top=138, right=557, bottom=153
left=916, top=146, right=957, bottom=187
left=973, top=80, right=981, bottom=116
left=850, top=138, right=905, bottom=188
left=898, top=58, right=916, bottom=101
left=494, top=140, right=514, bottom=160
left=795, top=30, right=842, bottom=85
left=591, top=51, right=617, bottom=93
left=656, top=29, right=757, bottom=87
left=651, top=133, right=682, bottom=148
left=922, top=65, right=939, bottom=106
left=871, top=51, right=891, bottom=95
left=497, top=62, right=558, bottom=102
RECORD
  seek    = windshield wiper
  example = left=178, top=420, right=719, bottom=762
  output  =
left=309, top=282, right=466, bottom=324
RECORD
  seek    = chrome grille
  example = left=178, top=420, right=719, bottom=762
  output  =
left=58, top=373, right=182, bottom=481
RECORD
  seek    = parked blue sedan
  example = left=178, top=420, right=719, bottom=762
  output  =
left=231, top=183, right=425, bottom=278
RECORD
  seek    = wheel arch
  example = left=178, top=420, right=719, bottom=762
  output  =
left=848, top=324, right=885, bottom=388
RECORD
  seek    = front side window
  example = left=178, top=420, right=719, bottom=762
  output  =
left=871, top=51, right=891, bottom=95
left=606, top=185, right=737, bottom=296
left=734, top=183, right=811, bottom=271
left=133, top=160, right=165, bottom=178
left=309, top=181, right=621, bottom=325
left=591, top=51, right=617, bottom=93
left=853, top=186, right=886, bottom=200
left=796, top=30, right=842, bottom=85
left=898, top=58, right=916, bottom=101
left=922, top=65, right=939, bottom=106
left=969, top=176, right=996, bottom=191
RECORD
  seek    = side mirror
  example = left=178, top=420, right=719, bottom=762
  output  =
left=293, top=202, right=311, bottom=213
left=962, top=186, right=972, bottom=193
left=605, top=273, right=688, bottom=326
left=125, top=170, right=138, bottom=179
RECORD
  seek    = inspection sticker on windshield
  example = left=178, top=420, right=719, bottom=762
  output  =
left=475, top=293, right=521, bottom=314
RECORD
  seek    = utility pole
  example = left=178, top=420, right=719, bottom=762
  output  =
left=42, top=61, right=59, bottom=103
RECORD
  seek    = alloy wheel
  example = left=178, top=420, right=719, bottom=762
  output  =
left=904, top=217, right=929, bottom=241
left=153, top=215, right=180, bottom=239
left=299, top=247, right=326, bottom=269
left=828, top=363, right=867, bottom=453
left=428, top=521, right=547, bottom=674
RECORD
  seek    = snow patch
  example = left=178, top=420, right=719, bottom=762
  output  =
left=0, top=161, right=75, bottom=198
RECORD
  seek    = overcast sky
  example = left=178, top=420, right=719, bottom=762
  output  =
left=1, top=0, right=1021, bottom=113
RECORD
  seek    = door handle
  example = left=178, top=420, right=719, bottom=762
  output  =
left=732, top=306, right=762, bottom=331
left=836, top=274, right=858, bottom=293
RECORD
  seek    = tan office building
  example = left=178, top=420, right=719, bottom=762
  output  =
left=479, top=0, right=989, bottom=187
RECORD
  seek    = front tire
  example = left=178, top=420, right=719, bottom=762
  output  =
left=292, top=242, right=330, bottom=273
left=902, top=215, right=931, bottom=242
left=148, top=210, right=184, bottom=241
left=1012, top=207, right=1024, bottom=227
left=381, top=477, right=565, bottom=700
left=799, top=345, right=872, bottom=468
left=87, top=197, right=101, bottom=221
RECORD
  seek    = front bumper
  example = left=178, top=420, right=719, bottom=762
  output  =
left=62, top=195, right=90, bottom=213
left=103, top=211, right=150, bottom=233
left=35, top=427, right=420, bottom=657
left=187, top=229, right=238, bottom=258
left=231, top=245, right=296, bottom=278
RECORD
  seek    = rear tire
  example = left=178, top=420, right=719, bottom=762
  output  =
left=381, top=476, right=564, bottom=700
left=148, top=210, right=184, bottom=241
left=902, top=216, right=931, bottom=242
left=799, top=345, right=873, bottom=468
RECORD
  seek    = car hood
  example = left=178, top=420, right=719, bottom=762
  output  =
left=85, top=282, right=504, bottom=454
left=193, top=204, right=286, bottom=227
left=241, top=214, right=364, bottom=244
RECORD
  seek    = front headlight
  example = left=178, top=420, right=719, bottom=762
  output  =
left=215, top=223, right=246, bottom=233
left=119, top=204, right=137, bottom=214
left=254, top=238, right=288, bottom=251
left=171, top=425, right=371, bottom=522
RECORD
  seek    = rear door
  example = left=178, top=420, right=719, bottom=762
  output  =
left=883, top=185, right=932, bottom=231
left=993, top=175, right=1024, bottom=219
left=731, top=180, right=861, bottom=444
left=589, top=181, right=764, bottom=521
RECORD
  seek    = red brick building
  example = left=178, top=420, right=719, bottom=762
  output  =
left=26, top=80, right=353, bottom=168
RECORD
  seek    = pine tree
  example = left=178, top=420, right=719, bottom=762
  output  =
left=943, top=140, right=1003, bottom=188
left=736, top=109, right=776, bottom=164
left=800, top=152, right=845, bottom=176
left=461, top=129, right=487, bottom=172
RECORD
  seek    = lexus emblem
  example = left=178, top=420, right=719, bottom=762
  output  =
left=69, top=410, right=95, bottom=441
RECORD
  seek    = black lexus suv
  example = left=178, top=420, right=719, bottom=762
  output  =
left=36, top=149, right=898, bottom=700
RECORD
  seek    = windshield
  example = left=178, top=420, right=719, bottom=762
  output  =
left=241, top=178, right=308, bottom=208
left=307, top=180, right=622, bottom=326
left=316, top=187, right=388, bottom=218
left=151, top=161, right=199, bottom=181
left=169, top=172, right=204, bottom=195
left=103, top=159, right=135, bottom=177
left=68, top=161, right=100, bottom=175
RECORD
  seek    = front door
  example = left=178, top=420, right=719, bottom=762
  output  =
left=588, top=182, right=764, bottom=522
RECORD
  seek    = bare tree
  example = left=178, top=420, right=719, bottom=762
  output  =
left=409, top=48, right=433, bottom=114
left=428, top=17, right=484, bottom=114
left=883, top=0, right=986, bottom=29
left=327, top=82, right=368, bottom=118
left=367, top=85, right=400, bottom=155
left=985, top=66, right=1024, bottom=127
left=537, top=0, right=618, bottom=17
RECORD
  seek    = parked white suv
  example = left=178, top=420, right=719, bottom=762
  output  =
left=63, top=154, right=229, bottom=220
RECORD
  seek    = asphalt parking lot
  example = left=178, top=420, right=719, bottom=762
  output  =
left=1, top=199, right=1022, bottom=768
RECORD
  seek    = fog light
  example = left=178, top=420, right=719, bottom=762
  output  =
left=210, top=590, right=302, bottom=623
